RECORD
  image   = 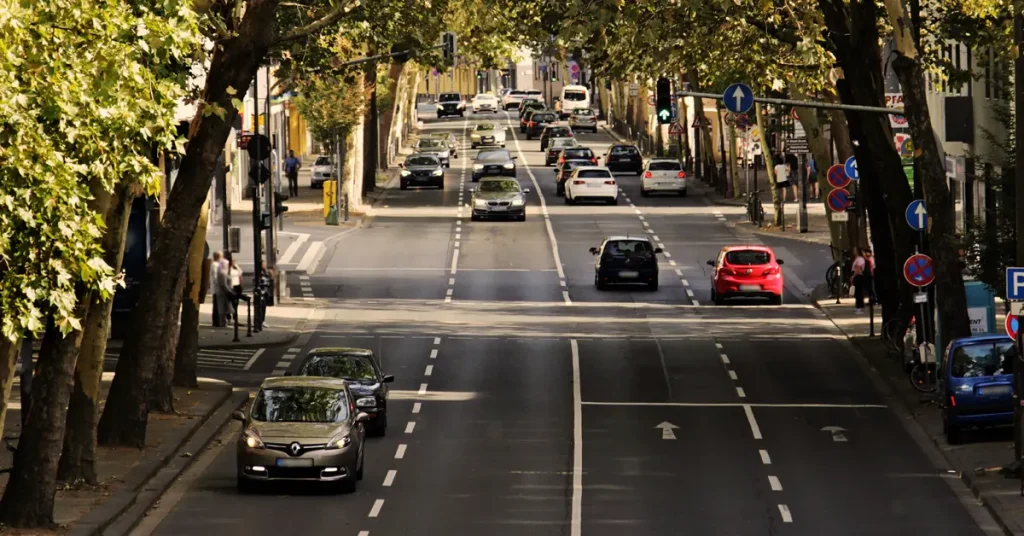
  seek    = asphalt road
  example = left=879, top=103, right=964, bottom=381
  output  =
left=138, top=107, right=1000, bottom=536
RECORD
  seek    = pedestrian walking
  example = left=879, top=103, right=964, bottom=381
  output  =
left=773, top=155, right=792, bottom=202
left=226, top=254, right=243, bottom=321
left=863, top=247, right=876, bottom=305
left=806, top=155, right=819, bottom=199
left=210, top=251, right=224, bottom=326
left=850, top=247, right=867, bottom=313
left=285, top=150, right=301, bottom=197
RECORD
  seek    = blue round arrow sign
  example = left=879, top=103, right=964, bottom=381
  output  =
left=723, top=83, right=754, bottom=115
left=905, top=200, right=928, bottom=231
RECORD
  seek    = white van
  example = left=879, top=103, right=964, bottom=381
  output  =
left=559, top=85, right=590, bottom=118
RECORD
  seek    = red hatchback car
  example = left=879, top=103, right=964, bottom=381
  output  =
left=707, top=246, right=785, bottom=305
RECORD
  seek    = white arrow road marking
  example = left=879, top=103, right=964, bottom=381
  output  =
left=821, top=425, right=848, bottom=442
left=655, top=421, right=679, bottom=440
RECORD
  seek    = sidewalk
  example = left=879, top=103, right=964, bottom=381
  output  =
left=818, top=298, right=1024, bottom=534
left=2, top=374, right=247, bottom=536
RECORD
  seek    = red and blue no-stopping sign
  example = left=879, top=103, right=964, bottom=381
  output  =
left=827, top=164, right=850, bottom=189
left=827, top=188, right=852, bottom=212
left=1007, top=315, right=1019, bottom=339
left=903, top=254, right=934, bottom=287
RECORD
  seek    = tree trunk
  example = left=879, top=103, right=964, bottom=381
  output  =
left=0, top=333, right=21, bottom=442
left=174, top=194, right=211, bottom=389
left=362, top=62, right=379, bottom=198
left=150, top=262, right=185, bottom=413
left=728, top=119, right=741, bottom=197
left=717, top=110, right=730, bottom=196
left=58, top=184, right=134, bottom=485
left=378, top=61, right=406, bottom=169
left=97, top=0, right=281, bottom=447
left=686, top=70, right=720, bottom=187
left=755, top=102, right=783, bottom=226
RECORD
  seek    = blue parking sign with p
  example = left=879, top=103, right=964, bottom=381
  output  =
left=1007, top=268, right=1024, bottom=300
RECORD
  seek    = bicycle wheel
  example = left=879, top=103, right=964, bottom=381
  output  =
left=884, top=319, right=907, bottom=352
left=825, top=263, right=839, bottom=290
left=910, top=363, right=937, bottom=392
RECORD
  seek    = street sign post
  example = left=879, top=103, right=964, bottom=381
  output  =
left=826, top=164, right=851, bottom=189
left=786, top=138, right=809, bottom=153
left=668, top=122, right=684, bottom=136
left=1007, top=268, right=1024, bottom=300
left=827, top=188, right=851, bottom=212
left=844, top=156, right=859, bottom=181
left=723, top=83, right=754, bottom=114
left=905, top=200, right=928, bottom=232
left=904, top=254, right=935, bottom=287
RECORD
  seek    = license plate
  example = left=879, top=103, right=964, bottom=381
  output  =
left=276, top=458, right=313, bottom=467
left=979, top=385, right=1012, bottom=396
left=658, top=182, right=675, bottom=187
left=588, top=182, right=603, bottom=188
left=483, top=137, right=493, bottom=142
left=740, top=284, right=761, bottom=291
left=490, top=205, right=507, bottom=211
left=487, top=166, right=500, bottom=172
left=619, top=271, right=639, bottom=278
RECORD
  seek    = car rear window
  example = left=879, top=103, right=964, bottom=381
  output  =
left=725, top=250, right=772, bottom=265
left=603, top=240, right=653, bottom=259
left=439, top=93, right=460, bottom=101
left=564, top=90, right=587, bottom=101
left=610, top=146, right=639, bottom=155
left=546, top=127, right=571, bottom=136
left=649, top=161, right=682, bottom=171
left=951, top=341, right=1014, bottom=378
left=573, top=109, right=594, bottom=116
left=564, top=148, right=594, bottom=159
left=577, top=169, right=612, bottom=178
left=550, top=138, right=578, bottom=149
left=533, top=113, right=556, bottom=122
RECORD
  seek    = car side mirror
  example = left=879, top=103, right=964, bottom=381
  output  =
left=589, top=247, right=599, bottom=255
left=654, top=248, right=663, bottom=254
left=383, top=374, right=395, bottom=383
left=511, top=156, right=518, bottom=160
left=232, top=410, right=246, bottom=422
left=776, top=259, right=784, bottom=265
left=523, top=188, right=531, bottom=194
left=355, top=412, right=370, bottom=424
left=706, top=260, right=715, bottom=266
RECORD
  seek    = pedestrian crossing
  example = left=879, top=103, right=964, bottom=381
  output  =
left=16, top=347, right=261, bottom=373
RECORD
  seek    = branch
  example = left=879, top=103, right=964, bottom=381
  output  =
left=271, top=0, right=361, bottom=47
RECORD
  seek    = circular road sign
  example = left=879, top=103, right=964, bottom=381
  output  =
left=827, top=188, right=852, bottom=213
left=903, top=254, right=935, bottom=287
left=723, top=83, right=754, bottom=115
left=905, top=199, right=928, bottom=231
left=899, top=137, right=914, bottom=157
left=647, top=95, right=656, bottom=106
left=246, top=133, right=272, bottom=161
left=570, top=63, right=579, bottom=74
left=844, top=156, right=859, bottom=180
left=826, top=164, right=850, bottom=189
left=1007, top=315, right=1019, bottom=339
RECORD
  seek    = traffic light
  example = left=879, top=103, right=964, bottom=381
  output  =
left=551, top=67, right=557, bottom=81
left=656, top=77, right=672, bottom=125
left=476, top=70, right=482, bottom=79
left=249, top=163, right=270, bottom=184
left=442, top=32, right=456, bottom=62
left=273, top=192, right=289, bottom=215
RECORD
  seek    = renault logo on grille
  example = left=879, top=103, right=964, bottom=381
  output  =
left=289, top=442, right=302, bottom=455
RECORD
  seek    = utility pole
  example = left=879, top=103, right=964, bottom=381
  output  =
left=1013, top=10, right=1024, bottom=468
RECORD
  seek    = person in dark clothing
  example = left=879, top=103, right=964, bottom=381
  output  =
left=285, top=150, right=301, bottom=196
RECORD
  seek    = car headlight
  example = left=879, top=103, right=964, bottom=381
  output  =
left=400, top=170, right=411, bottom=176
left=503, top=163, right=514, bottom=169
left=325, top=434, right=352, bottom=450
left=439, top=151, right=449, bottom=158
left=473, top=198, right=487, bottom=207
left=471, top=134, right=480, bottom=140
left=473, top=164, right=484, bottom=170
left=432, top=169, right=443, bottom=176
left=512, top=196, right=524, bottom=206
left=356, top=397, right=376, bottom=408
left=243, top=429, right=264, bottom=449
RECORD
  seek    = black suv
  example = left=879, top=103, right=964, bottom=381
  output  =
left=293, top=348, right=395, bottom=436
left=436, top=93, right=465, bottom=118
left=525, top=111, right=558, bottom=140
left=604, top=144, right=643, bottom=175
left=590, top=237, right=663, bottom=291
left=539, top=125, right=573, bottom=151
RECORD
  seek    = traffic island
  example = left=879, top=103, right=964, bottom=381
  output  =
left=1, top=374, right=247, bottom=536
left=816, top=297, right=1024, bottom=534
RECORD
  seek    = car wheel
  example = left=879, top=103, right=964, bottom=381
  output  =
left=470, top=214, right=480, bottom=221
left=596, top=277, right=608, bottom=291
left=564, top=194, right=573, bottom=205
left=436, top=181, right=444, bottom=189
left=608, top=197, right=617, bottom=205
left=518, top=213, right=526, bottom=222
left=713, top=290, right=725, bottom=306
left=641, top=189, right=650, bottom=197
left=526, top=135, right=533, bottom=140
left=648, top=280, right=659, bottom=291
left=237, top=475, right=257, bottom=494
left=593, top=128, right=599, bottom=134
left=400, top=181, right=408, bottom=190
left=770, top=294, right=783, bottom=306
left=556, top=187, right=564, bottom=197
left=502, top=143, right=506, bottom=148
left=680, top=189, right=688, bottom=197
left=445, top=162, right=451, bottom=168
left=471, top=143, right=477, bottom=149
left=472, top=176, right=479, bottom=182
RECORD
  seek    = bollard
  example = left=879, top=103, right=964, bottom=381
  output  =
left=233, top=298, right=240, bottom=342
left=246, top=297, right=252, bottom=337
left=869, top=302, right=875, bottom=337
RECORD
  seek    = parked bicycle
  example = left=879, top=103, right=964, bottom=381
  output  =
left=746, top=190, right=765, bottom=226
left=825, top=245, right=853, bottom=299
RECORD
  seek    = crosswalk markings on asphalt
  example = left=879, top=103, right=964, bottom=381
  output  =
left=274, top=348, right=300, bottom=376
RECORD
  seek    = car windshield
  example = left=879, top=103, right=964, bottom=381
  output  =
left=951, top=341, right=1014, bottom=378
left=611, top=146, right=639, bottom=155
left=478, top=180, right=520, bottom=193
left=573, top=109, right=594, bottom=116
left=439, top=93, right=460, bottom=102
left=564, top=148, right=594, bottom=159
left=477, top=150, right=511, bottom=162
left=476, top=124, right=497, bottom=131
left=551, top=138, right=578, bottom=149
left=300, top=354, right=377, bottom=381
left=725, top=250, right=772, bottom=265
left=314, top=157, right=331, bottom=166
left=546, top=128, right=570, bottom=137
left=418, top=140, right=444, bottom=149
left=250, top=387, right=349, bottom=423
left=564, top=90, right=587, bottom=101
left=602, top=240, right=653, bottom=260
left=577, top=169, right=611, bottom=178
left=533, top=114, right=555, bottom=122
left=649, top=161, right=682, bottom=171
left=406, top=156, right=438, bottom=166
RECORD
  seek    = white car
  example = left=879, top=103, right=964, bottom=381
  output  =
left=641, top=158, right=687, bottom=197
left=470, top=123, right=506, bottom=148
left=310, top=155, right=333, bottom=189
left=501, top=90, right=526, bottom=110
left=564, top=166, right=617, bottom=205
left=471, top=94, right=499, bottom=113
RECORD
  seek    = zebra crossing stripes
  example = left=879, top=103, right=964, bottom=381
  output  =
left=273, top=347, right=302, bottom=376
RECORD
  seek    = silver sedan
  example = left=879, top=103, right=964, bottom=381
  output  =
left=470, top=178, right=531, bottom=222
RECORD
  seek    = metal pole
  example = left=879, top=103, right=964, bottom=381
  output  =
left=673, top=90, right=906, bottom=115
left=1014, top=10, right=1024, bottom=469
left=799, top=153, right=808, bottom=232
left=265, top=67, right=277, bottom=289
left=251, top=60, right=263, bottom=321
left=218, top=153, right=230, bottom=252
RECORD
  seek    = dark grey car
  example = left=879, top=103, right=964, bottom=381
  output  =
left=415, top=138, right=451, bottom=167
left=471, top=149, right=517, bottom=182
left=470, top=178, right=530, bottom=221
left=399, top=154, right=444, bottom=190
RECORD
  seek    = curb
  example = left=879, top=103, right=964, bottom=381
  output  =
left=813, top=302, right=1013, bottom=535
left=70, top=383, right=248, bottom=536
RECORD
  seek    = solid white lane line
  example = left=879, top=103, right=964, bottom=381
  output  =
left=760, top=450, right=772, bottom=464
left=405, top=421, right=416, bottom=434
left=736, top=387, right=746, bottom=398
left=418, top=383, right=428, bottom=395
left=430, top=349, right=438, bottom=359
left=560, top=279, right=567, bottom=287
left=358, top=532, right=369, bottom=536
left=242, top=348, right=266, bottom=371
left=450, top=247, right=459, bottom=275
left=562, top=291, right=572, bottom=303
left=769, top=476, right=783, bottom=491
left=728, top=370, right=738, bottom=380
left=395, top=444, right=407, bottom=459
left=720, top=354, right=730, bottom=364
left=692, top=299, right=701, bottom=306
left=383, top=470, right=397, bottom=487
left=424, top=365, right=433, bottom=376
left=412, top=402, right=421, bottom=414
left=743, top=404, right=763, bottom=439
left=570, top=339, right=583, bottom=536
left=369, top=499, right=384, bottom=517
left=433, top=337, right=441, bottom=345
left=778, top=504, right=793, bottom=523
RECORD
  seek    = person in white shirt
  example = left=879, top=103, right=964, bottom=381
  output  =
left=773, top=156, right=791, bottom=202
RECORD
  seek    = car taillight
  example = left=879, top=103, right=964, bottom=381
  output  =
left=559, top=157, right=565, bottom=164
left=603, top=180, right=615, bottom=185
left=567, top=133, right=573, bottom=137
left=677, top=171, right=686, bottom=178
left=529, top=122, right=536, bottom=127
left=644, top=171, right=653, bottom=178
left=762, top=267, right=780, bottom=276
left=590, top=157, right=597, bottom=163
left=573, top=180, right=585, bottom=185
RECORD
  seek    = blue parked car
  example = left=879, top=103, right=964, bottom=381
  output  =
left=942, top=334, right=1015, bottom=444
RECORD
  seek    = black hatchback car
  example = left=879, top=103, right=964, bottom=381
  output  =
left=525, top=111, right=558, bottom=139
left=436, top=92, right=465, bottom=118
left=539, top=125, right=573, bottom=151
left=590, top=237, right=663, bottom=291
left=472, top=148, right=517, bottom=181
left=292, top=347, right=394, bottom=436
left=604, top=144, right=643, bottom=175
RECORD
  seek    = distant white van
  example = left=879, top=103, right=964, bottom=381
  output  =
left=558, top=85, right=590, bottom=118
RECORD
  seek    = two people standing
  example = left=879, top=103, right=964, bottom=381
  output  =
left=773, top=153, right=820, bottom=202
left=210, top=251, right=243, bottom=327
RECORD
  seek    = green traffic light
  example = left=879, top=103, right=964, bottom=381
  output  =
left=658, top=109, right=670, bottom=120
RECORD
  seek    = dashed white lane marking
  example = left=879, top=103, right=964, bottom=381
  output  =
left=395, top=444, right=407, bottom=459
left=720, top=354, right=730, bottom=364
left=430, top=349, right=438, bottom=359
left=715, top=343, right=723, bottom=349
left=743, top=404, right=763, bottom=439
left=680, top=277, right=688, bottom=284
left=455, top=233, right=461, bottom=239
left=736, top=387, right=747, bottom=398
left=404, top=421, right=416, bottom=434
left=383, top=470, right=397, bottom=487
left=289, top=347, right=301, bottom=352
left=242, top=348, right=265, bottom=371
left=433, top=337, right=441, bottom=345
left=692, top=299, right=701, bottom=306
left=760, top=450, right=772, bottom=464
left=638, top=215, right=645, bottom=221
left=412, top=402, right=422, bottom=414
left=634, top=209, right=641, bottom=215
left=449, top=277, right=455, bottom=285
left=685, top=289, right=695, bottom=298
left=653, top=235, right=660, bottom=241
left=455, top=240, right=461, bottom=248
left=450, top=247, right=459, bottom=275
left=369, top=499, right=384, bottom=517
left=769, top=475, right=783, bottom=491
left=446, top=288, right=454, bottom=296
left=280, top=354, right=294, bottom=361
left=563, top=290, right=572, bottom=303
left=728, top=370, right=738, bottom=380
left=669, top=260, right=676, bottom=266
left=424, top=364, right=433, bottom=376
left=358, top=532, right=369, bottom=536
left=663, top=252, right=672, bottom=258
left=778, top=504, right=793, bottom=523
left=418, top=383, right=428, bottom=395
left=657, top=242, right=666, bottom=249
left=444, top=296, right=452, bottom=304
